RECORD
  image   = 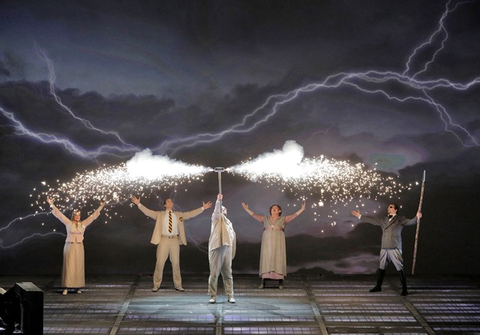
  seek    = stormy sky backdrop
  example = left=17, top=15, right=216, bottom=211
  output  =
left=1, top=0, right=479, bottom=277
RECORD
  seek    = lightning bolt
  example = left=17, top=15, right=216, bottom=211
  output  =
left=0, top=105, right=138, bottom=158
left=404, top=0, right=477, bottom=78
left=153, top=88, right=306, bottom=155
left=154, top=0, right=479, bottom=154
left=0, top=231, right=66, bottom=249
left=0, top=212, right=49, bottom=233
left=0, top=212, right=63, bottom=249
left=34, top=43, right=141, bottom=158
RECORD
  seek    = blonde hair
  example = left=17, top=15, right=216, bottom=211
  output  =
left=71, top=210, right=81, bottom=221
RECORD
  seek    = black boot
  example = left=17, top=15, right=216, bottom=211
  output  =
left=278, top=279, right=284, bottom=290
left=370, top=269, right=385, bottom=292
left=259, top=279, right=265, bottom=289
left=398, top=270, right=408, bottom=296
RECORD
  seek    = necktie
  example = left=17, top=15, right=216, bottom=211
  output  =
left=388, top=215, right=393, bottom=219
left=168, top=211, right=173, bottom=233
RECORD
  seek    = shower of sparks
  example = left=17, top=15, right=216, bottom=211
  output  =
left=229, top=140, right=414, bottom=204
left=31, top=149, right=210, bottom=215
left=28, top=142, right=417, bottom=225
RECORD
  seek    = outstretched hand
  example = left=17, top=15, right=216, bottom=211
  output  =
left=351, top=209, right=361, bottom=218
left=46, top=196, right=54, bottom=206
left=131, top=195, right=140, bottom=205
left=203, top=201, right=213, bottom=210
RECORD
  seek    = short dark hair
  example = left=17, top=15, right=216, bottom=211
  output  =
left=269, top=204, right=282, bottom=216
left=389, top=203, right=399, bottom=213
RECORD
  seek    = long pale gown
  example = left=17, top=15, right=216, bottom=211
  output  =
left=259, top=216, right=288, bottom=279
left=51, top=205, right=103, bottom=288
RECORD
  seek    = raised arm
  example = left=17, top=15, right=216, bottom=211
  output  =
left=241, top=202, right=263, bottom=222
left=403, top=211, right=422, bottom=226
left=131, top=195, right=140, bottom=205
left=131, top=195, right=159, bottom=220
left=285, top=200, right=306, bottom=223
left=351, top=209, right=361, bottom=218
left=203, top=200, right=213, bottom=210
left=351, top=208, right=382, bottom=226
left=81, top=200, right=105, bottom=227
left=212, top=194, right=223, bottom=222
left=47, top=196, right=71, bottom=225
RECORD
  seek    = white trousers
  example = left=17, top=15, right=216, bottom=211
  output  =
left=208, top=245, right=234, bottom=298
left=153, top=236, right=182, bottom=289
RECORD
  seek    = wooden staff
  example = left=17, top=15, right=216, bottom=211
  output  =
left=412, top=170, right=426, bottom=275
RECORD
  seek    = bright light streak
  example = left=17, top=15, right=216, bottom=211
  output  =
left=0, top=213, right=49, bottom=233
left=126, top=149, right=209, bottom=180
left=229, top=141, right=411, bottom=203
left=0, top=105, right=136, bottom=158
left=32, top=149, right=210, bottom=211
left=231, top=141, right=305, bottom=180
left=152, top=0, right=479, bottom=154
left=35, top=43, right=140, bottom=158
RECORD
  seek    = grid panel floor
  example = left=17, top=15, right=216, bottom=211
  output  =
left=0, top=274, right=479, bottom=334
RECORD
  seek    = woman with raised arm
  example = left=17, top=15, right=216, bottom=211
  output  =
left=47, top=196, right=105, bottom=295
left=242, top=200, right=306, bottom=289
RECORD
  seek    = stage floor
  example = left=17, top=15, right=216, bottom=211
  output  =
left=1, top=273, right=479, bottom=335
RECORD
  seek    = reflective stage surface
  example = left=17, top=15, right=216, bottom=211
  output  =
left=1, top=274, right=479, bottom=334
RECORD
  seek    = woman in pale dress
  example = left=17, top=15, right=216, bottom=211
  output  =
left=242, top=200, right=306, bottom=289
left=47, top=196, right=105, bottom=295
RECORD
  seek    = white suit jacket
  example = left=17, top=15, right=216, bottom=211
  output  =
left=137, top=203, right=204, bottom=245
left=209, top=199, right=236, bottom=258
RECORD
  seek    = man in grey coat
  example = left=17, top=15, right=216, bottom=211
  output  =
left=351, top=203, right=422, bottom=296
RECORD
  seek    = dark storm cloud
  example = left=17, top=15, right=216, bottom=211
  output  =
left=2, top=0, right=468, bottom=98
left=1, top=0, right=480, bottom=276
left=0, top=61, right=11, bottom=77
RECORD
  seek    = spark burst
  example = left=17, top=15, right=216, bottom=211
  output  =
left=31, top=149, right=210, bottom=214
left=229, top=141, right=413, bottom=204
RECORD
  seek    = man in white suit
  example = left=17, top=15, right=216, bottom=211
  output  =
left=132, top=196, right=212, bottom=292
left=208, top=194, right=236, bottom=303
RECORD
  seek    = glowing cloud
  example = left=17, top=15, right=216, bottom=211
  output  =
left=126, top=149, right=209, bottom=180
left=230, top=140, right=305, bottom=180
left=229, top=141, right=412, bottom=203
left=32, top=150, right=211, bottom=212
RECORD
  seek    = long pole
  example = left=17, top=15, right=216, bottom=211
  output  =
left=412, top=170, right=426, bottom=275
left=214, top=167, right=225, bottom=194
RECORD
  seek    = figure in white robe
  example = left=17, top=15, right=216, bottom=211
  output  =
left=208, top=194, right=236, bottom=303
left=242, top=200, right=305, bottom=289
